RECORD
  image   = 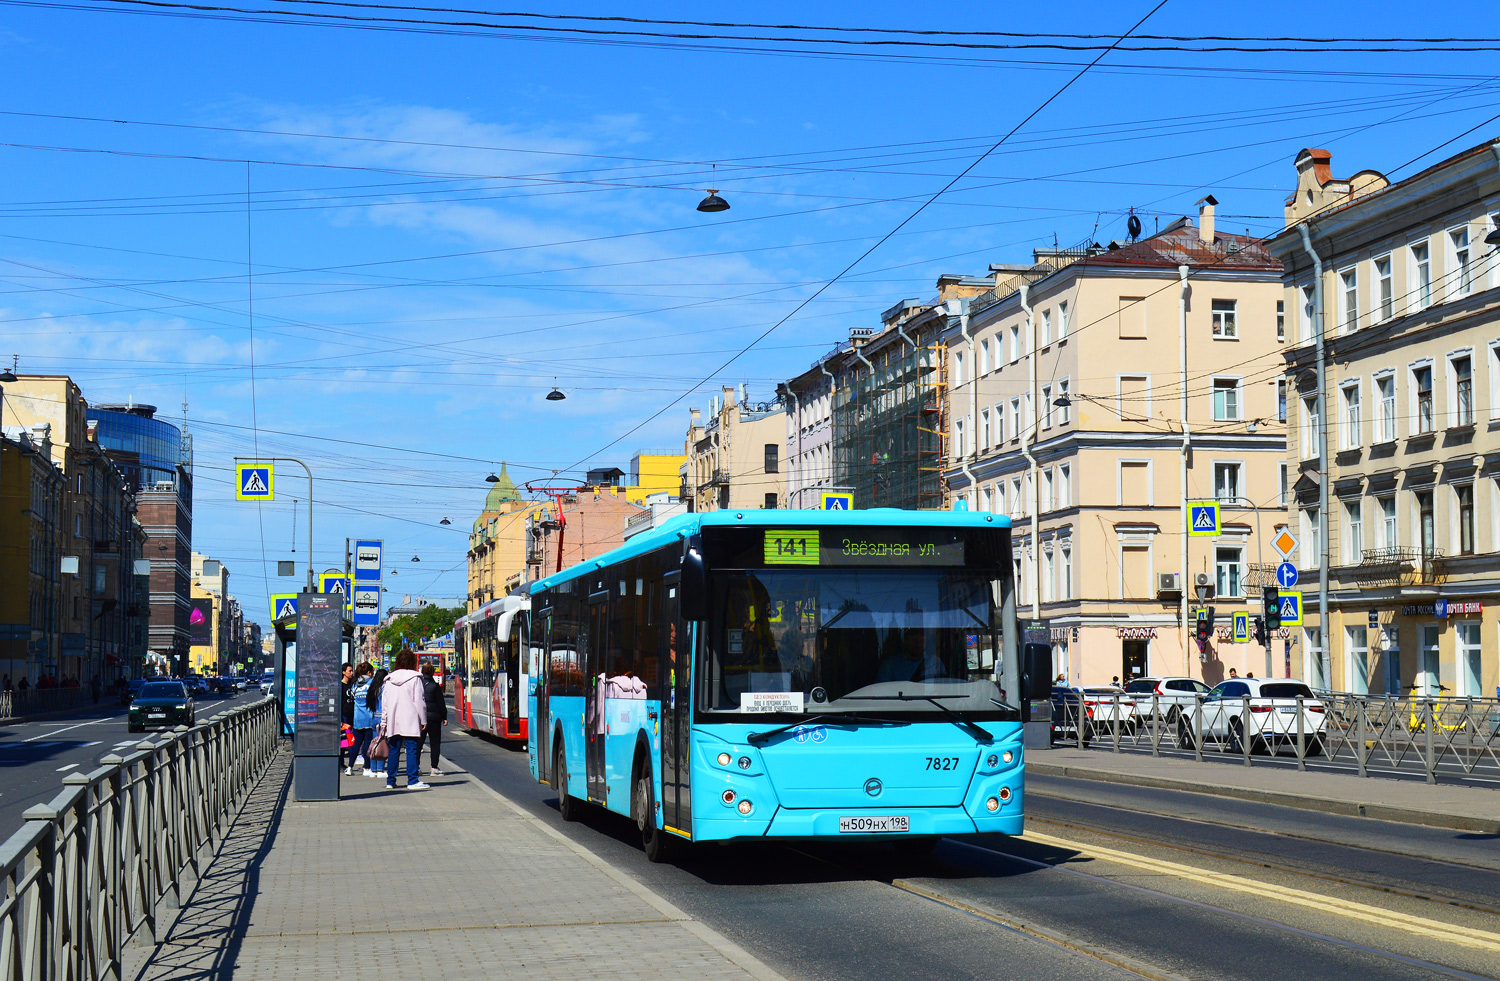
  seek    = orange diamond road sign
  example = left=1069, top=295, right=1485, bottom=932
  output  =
left=1272, top=530, right=1299, bottom=559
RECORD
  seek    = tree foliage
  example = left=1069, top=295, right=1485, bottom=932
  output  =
left=377, top=604, right=465, bottom=649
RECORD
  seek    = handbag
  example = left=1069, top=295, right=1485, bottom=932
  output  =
left=368, top=727, right=390, bottom=762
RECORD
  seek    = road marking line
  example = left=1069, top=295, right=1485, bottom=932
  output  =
left=82, top=741, right=101, bottom=747
left=23, top=717, right=111, bottom=742
left=1025, top=829, right=1500, bottom=953
left=56, top=763, right=77, bottom=772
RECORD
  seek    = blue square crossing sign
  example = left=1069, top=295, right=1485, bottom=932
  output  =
left=1277, top=591, right=1303, bottom=626
left=235, top=464, right=273, bottom=501
left=1188, top=501, right=1220, bottom=537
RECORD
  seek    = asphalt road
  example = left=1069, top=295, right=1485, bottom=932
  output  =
left=0, top=689, right=266, bottom=837
left=442, top=726, right=1500, bottom=981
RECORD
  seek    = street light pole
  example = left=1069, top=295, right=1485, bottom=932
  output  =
left=234, top=455, right=315, bottom=591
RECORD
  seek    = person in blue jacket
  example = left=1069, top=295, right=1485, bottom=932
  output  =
left=345, top=663, right=375, bottom=775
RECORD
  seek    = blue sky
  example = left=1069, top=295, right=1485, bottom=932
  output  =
left=1, top=1, right=1497, bottom=622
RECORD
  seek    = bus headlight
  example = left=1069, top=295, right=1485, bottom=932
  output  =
left=721, top=789, right=736, bottom=805
left=717, top=752, right=731, bottom=766
left=986, top=754, right=998, bottom=767
left=1002, top=751, right=1013, bottom=764
left=738, top=756, right=752, bottom=770
left=985, top=797, right=1000, bottom=812
left=737, top=799, right=753, bottom=815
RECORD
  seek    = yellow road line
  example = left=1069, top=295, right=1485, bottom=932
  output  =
left=1024, top=830, right=1500, bottom=954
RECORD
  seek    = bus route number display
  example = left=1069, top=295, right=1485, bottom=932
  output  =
left=764, top=529, right=964, bottom=566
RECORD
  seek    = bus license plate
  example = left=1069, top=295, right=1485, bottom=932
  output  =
left=839, top=815, right=908, bottom=834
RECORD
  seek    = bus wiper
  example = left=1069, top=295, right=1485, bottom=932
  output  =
left=747, top=714, right=909, bottom=746
left=855, top=693, right=993, bottom=744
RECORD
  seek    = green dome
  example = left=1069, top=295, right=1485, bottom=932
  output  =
left=484, top=462, right=522, bottom=509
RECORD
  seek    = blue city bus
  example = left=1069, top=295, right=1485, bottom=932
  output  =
left=527, top=508, right=1040, bottom=861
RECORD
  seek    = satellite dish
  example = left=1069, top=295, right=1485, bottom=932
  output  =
left=1127, top=214, right=1142, bottom=240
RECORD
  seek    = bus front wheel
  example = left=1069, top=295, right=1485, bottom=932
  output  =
left=555, top=739, right=579, bottom=822
left=635, top=758, right=671, bottom=863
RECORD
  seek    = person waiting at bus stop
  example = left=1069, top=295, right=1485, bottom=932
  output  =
left=875, top=628, right=947, bottom=683
left=379, top=650, right=429, bottom=791
left=345, top=663, right=375, bottom=775
left=418, top=663, right=447, bottom=777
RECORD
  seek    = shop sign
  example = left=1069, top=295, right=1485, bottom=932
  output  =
left=1400, top=600, right=1482, bottom=616
left=1116, top=626, right=1158, bottom=639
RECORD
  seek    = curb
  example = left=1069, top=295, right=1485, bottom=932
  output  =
left=449, top=757, right=792, bottom=981
left=1026, top=761, right=1500, bottom=836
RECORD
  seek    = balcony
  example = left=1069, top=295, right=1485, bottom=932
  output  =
left=702, top=469, right=731, bottom=488
left=1336, top=546, right=1446, bottom=588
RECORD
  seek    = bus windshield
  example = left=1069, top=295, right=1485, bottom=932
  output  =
left=701, top=568, right=1007, bottom=717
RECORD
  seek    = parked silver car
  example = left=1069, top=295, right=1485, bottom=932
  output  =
left=1176, top=678, right=1328, bottom=755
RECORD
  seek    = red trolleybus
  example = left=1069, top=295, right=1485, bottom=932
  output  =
left=453, top=591, right=531, bottom=742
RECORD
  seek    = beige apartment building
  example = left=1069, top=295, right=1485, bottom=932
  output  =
left=1268, top=142, right=1500, bottom=698
left=682, top=385, right=786, bottom=511
left=944, top=204, right=1289, bottom=686
left=467, top=465, right=544, bottom=612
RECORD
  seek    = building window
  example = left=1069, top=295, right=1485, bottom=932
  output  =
left=994, top=402, right=1006, bottom=442
left=1010, top=398, right=1022, bottom=440
left=1457, top=484, right=1475, bottom=555
left=1419, top=624, right=1440, bottom=696
left=1058, top=300, right=1069, bottom=339
left=1302, top=395, right=1320, bottom=459
left=1277, top=379, right=1287, bottom=422
left=1457, top=622, right=1482, bottom=697
left=1341, top=382, right=1361, bottom=449
left=1416, top=490, right=1435, bottom=557
left=1304, top=507, right=1321, bottom=560
left=1212, top=378, right=1241, bottom=421
left=1009, top=322, right=1021, bottom=362
left=1060, top=545, right=1073, bottom=599
left=981, top=485, right=993, bottom=513
left=1375, top=256, right=1393, bottom=321
left=994, top=482, right=1005, bottom=515
left=1118, top=296, right=1147, bottom=339
left=980, top=408, right=991, bottom=449
left=1024, top=393, right=1034, bottom=436
left=953, top=350, right=965, bottom=386
left=1411, top=241, right=1432, bottom=309
left=1453, top=355, right=1474, bottom=426
left=1040, top=309, right=1052, bottom=347
left=1377, top=373, right=1396, bottom=442
left=1279, top=462, right=1289, bottom=507
left=763, top=492, right=778, bottom=509
left=1042, top=467, right=1054, bottom=512
left=764, top=444, right=779, bottom=473
left=1339, top=268, right=1358, bottom=331
left=955, top=419, right=967, bottom=458
left=1451, top=227, right=1472, bottom=296
left=1215, top=547, right=1242, bottom=598
left=1057, top=379, right=1071, bottom=424
left=1413, top=365, right=1434, bottom=434
left=1118, top=374, right=1150, bottom=419
left=1305, top=627, right=1326, bottom=690
left=1378, top=495, right=1397, bottom=548
left=1042, top=547, right=1055, bottom=603
left=1276, top=300, right=1285, bottom=342
left=1346, top=626, right=1370, bottom=696
left=1040, top=385, right=1053, bottom=429
left=1300, top=284, right=1315, bottom=341
left=1213, top=462, right=1241, bottom=503
left=1345, top=499, right=1363, bottom=563
left=1211, top=299, right=1237, bottom=338
left=1059, top=463, right=1071, bottom=509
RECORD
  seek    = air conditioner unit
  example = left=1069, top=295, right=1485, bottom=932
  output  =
left=1156, top=573, right=1181, bottom=594
left=1194, top=572, right=1212, bottom=587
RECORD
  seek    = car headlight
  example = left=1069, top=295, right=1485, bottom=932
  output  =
left=176, top=703, right=187, bottom=709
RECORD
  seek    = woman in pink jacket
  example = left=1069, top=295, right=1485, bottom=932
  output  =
left=379, top=650, right=429, bottom=790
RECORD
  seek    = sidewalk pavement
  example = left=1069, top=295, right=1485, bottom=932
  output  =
left=125, top=752, right=786, bottom=981
left=1029, top=748, right=1500, bottom=835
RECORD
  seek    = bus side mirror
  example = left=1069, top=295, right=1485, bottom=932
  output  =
left=1022, top=642, right=1052, bottom=704
left=680, top=545, right=708, bottom=622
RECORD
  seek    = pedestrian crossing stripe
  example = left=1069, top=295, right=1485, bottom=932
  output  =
left=235, top=464, right=274, bottom=501
left=1277, top=591, right=1303, bottom=626
left=1188, top=502, right=1220, bottom=537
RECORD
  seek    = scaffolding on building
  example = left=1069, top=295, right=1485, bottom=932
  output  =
left=832, top=331, right=947, bottom=510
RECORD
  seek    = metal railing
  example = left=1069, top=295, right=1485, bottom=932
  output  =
left=1050, top=690, right=1500, bottom=784
left=0, top=689, right=97, bottom=722
left=0, top=696, right=279, bottom=981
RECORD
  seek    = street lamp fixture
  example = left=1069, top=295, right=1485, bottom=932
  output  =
left=485, top=473, right=500, bottom=483
left=696, top=190, right=730, bottom=213
left=440, top=517, right=452, bottom=525
left=1053, top=395, right=1072, bottom=408
left=411, top=556, right=420, bottom=562
left=546, top=386, right=567, bottom=401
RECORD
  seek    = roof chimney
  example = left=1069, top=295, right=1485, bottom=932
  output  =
left=1197, top=195, right=1218, bottom=245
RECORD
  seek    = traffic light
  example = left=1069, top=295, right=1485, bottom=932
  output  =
left=1263, top=586, right=1281, bottom=630
left=1252, top=615, right=1267, bottom=646
left=1195, top=607, right=1215, bottom=646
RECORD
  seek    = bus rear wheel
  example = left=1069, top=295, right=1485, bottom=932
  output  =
left=555, top=740, right=579, bottom=822
left=635, top=759, right=671, bottom=863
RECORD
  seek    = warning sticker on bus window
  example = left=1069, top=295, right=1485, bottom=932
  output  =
left=740, top=691, right=806, bottom=713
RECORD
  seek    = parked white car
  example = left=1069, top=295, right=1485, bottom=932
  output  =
left=1176, top=678, right=1328, bottom=755
left=1079, top=687, right=1138, bottom=733
left=1122, top=676, right=1213, bottom=726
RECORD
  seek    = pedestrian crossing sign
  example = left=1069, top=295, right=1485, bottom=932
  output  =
left=1233, top=611, right=1250, bottom=643
left=236, top=464, right=273, bottom=501
left=1277, top=590, right=1303, bottom=626
left=821, top=491, right=853, bottom=511
left=270, top=593, right=298, bottom=621
left=319, top=574, right=352, bottom=612
left=1188, top=502, right=1220, bottom=537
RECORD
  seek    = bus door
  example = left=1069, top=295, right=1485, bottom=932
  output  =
left=660, top=572, right=692, bottom=834
left=535, top=608, right=551, bottom=782
left=586, top=591, right=609, bottom=802
left=506, top=617, right=523, bottom=736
